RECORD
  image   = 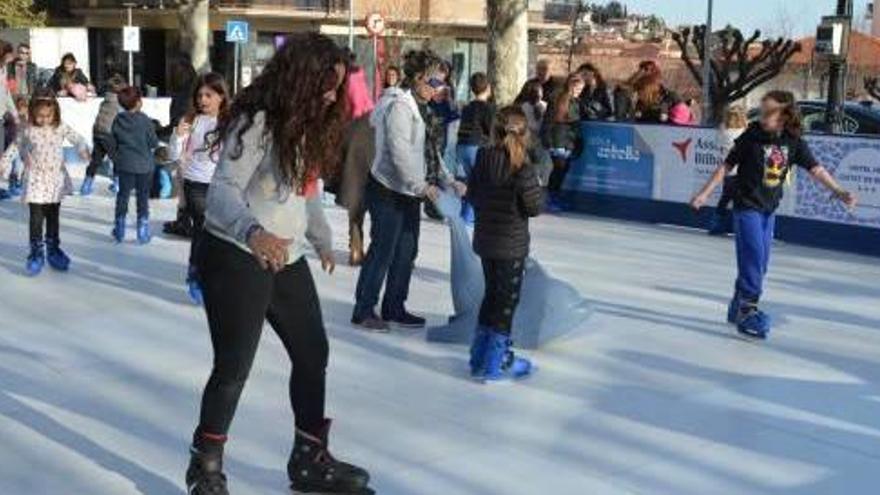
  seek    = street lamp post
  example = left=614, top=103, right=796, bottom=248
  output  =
left=825, top=0, right=853, bottom=133
left=124, top=3, right=135, bottom=86
left=348, top=0, right=355, bottom=50
left=702, top=0, right=714, bottom=125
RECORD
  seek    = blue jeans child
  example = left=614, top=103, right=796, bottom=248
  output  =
left=733, top=209, right=776, bottom=318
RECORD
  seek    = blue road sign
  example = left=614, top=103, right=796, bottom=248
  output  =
left=225, top=21, right=249, bottom=43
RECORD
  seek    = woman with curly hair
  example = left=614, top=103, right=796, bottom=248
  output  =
left=185, top=33, right=373, bottom=495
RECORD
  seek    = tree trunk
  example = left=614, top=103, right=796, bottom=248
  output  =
left=179, top=0, right=210, bottom=73
left=487, top=0, right=529, bottom=105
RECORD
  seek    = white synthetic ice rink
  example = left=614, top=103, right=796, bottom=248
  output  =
left=1, top=172, right=879, bottom=495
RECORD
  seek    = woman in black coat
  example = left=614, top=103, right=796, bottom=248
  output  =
left=48, top=53, right=92, bottom=96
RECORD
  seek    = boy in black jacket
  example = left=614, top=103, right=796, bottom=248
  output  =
left=467, top=106, right=543, bottom=382
left=111, top=86, right=159, bottom=244
left=456, top=72, right=495, bottom=224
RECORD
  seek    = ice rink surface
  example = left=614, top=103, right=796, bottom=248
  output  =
left=1, top=173, right=879, bottom=495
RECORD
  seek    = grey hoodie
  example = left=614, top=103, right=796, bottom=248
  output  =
left=204, top=111, right=332, bottom=265
left=370, top=87, right=451, bottom=197
left=111, top=110, right=159, bottom=175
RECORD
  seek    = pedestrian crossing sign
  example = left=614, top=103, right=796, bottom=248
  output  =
left=225, top=21, right=249, bottom=44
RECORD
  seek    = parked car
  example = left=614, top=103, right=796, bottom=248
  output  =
left=748, top=100, right=880, bottom=136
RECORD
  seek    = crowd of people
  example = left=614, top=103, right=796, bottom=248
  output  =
left=0, top=32, right=861, bottom=495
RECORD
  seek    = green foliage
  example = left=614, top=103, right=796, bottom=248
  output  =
left=0, top=0, right=47, bottom=29
left=589, top=1, right=626, bottom=24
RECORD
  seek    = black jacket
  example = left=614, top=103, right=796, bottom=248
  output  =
left=48, top=68, right=90, bottom=94
left=579, top=85, right=613, bottom=121
left=468, top=146, right=543, bottom=260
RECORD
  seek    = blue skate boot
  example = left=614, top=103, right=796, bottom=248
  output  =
left=112, top=216, right=126, bottom=243
left=26, top=241, right=45, bottom=276
left=468, top=326, right=492, bottom=378
left=109, top=175, right=119, bottom=193
left=45, top=237, right=71, bottom=271
left=736, top=303, right=771, bottom=340
left=186, top=265, right=204, bottom=305
left=136, top=217, right=151, bottom=245
left=0, top=189, right=9, bottom=201
left=727, top=292, right=740, bottom=324
left=479, top=330, right=533, bottom=382
left=80, top=176, right=94, bottom=196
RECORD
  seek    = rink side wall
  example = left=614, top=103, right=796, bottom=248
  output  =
left=562, top=122, right=880, bottom=257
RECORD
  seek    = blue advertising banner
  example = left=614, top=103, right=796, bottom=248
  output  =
left=564, top=122, right=655, bottom=199
left=795, top=135, right=880, bottom=228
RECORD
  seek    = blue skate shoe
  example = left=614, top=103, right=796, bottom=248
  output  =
left=45, top=237, right=71, bottom=271
left=26, top=241, right=45, bottom=276
left=186, top=266, right=204, bottom=305
left=136, top=217, right=151, bottom=245
left=112, top=216, right=126, bottom=243
left=468, top=326, right=492, bottom=378
left=727, top=293, right=740, bottom=324
left=80, top=176, right=95, bottom=196
left=736, top=306, right=771, bottom=340
left=109, top=176, right=119, bottom=193
left=478, top=330, right=533, bottom=382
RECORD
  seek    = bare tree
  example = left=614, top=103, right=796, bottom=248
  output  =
left=673, top=25, right=800, bottom=125
left=487, top=0, right=529, bottom=105
left=865, top=77, right=880, bottom=101
left=178, top=0, right=210, bottom=73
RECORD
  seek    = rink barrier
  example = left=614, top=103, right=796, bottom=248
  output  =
left=562, top=122, right=880, bottom=257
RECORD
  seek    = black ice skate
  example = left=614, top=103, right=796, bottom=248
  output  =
left=186, top=445, right=229, bottom=495
left=288, top=419, right=373, bottom=494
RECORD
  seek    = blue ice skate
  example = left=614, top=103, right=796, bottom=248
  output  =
left=80, top=176, right=95, bottom=196
left=46, top=238, right=71, bottom=271
left=112, top=216, right=126, bottom=243
left=137, top=217, right=151, bottom=245
left=187, top=266, right=204, bottom=305
left=26, top=241, right=45, bottom=276
left=737, top=307, right=771, bottom=340
left=727, top=294, right=740, bottom=324
left=468, top=326, right=492, bottom=378
left=476, top=330, right=533, bottom=382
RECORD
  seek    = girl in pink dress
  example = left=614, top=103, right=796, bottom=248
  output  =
left=1, top=90, right=89, bottom=275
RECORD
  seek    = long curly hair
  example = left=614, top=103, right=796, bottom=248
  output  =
left=214, top=32, right=350, bottom=190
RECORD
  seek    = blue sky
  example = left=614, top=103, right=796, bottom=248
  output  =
left=622, top=0, right=873, bottom=38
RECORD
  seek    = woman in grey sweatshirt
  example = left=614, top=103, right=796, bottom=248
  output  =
left=186, top=33, right=373, bottom=495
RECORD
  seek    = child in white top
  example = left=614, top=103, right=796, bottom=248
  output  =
left=168, top=72, right=229, bottom=304
left=0, top=90, right=89, bottom=275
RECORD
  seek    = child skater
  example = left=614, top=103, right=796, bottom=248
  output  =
left=456, top=72, right=495, bottom=224
left=708, top=105, right=749, bottom=236
left=0, top=90, right=89, bottom=276
left=168, top=72, right=228, bottom=305
left=467, top=106, right=543, bottom=382
left=81, top=74, right=125, bottom=196
left=690, top=91, right=857, bottom=339
left=111, top=86, right=159, bottom=244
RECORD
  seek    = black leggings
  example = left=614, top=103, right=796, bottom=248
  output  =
left=479, top=258, right=526, bottom=334
left=29, top=203, right=60, bottom=244
left=195, top=233, right=329, bottom=438
left=183, top=180, right=209, bottom=274
left=547, top=156, right=571, bottom=193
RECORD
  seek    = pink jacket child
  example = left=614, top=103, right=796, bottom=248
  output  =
left=668, top=102, right=695, bottom=126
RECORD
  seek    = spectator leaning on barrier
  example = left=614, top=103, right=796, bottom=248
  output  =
left=629, top=60, right=680, bottom=124
left=575, top=63, right=613, bottom=121
left=707, top=105, right=749, bottom=236
left=48, top=53, right=93, bottom=98
left=6, top=43, right=39, bottom=99
left=515, top=79, right=553, bottom=185
left=544, top=73, right=585, bottom=212
left=527, top=59, right=560, bottom=104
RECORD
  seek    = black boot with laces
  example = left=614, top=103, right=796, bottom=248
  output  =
left=186, top=437, right=229, bottom=495
left=288, top=419, right=373, bottom=494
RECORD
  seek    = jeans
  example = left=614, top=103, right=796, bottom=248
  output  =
left=734, top=209, right=776, bottom=303
left=456, top=144, right=480, bottom=221
left=86, top=132, right=114, bottom=179
left=479, top=258, right=526, bottom=334
left=29, top=203, right=60, bottom=243
left=115, top=171, right=152, bottom=220
left=353, top=179, right=421, bottom=320
left=184, top=180, right=209, bottom=277
left=195, top=233, right=328, bottom=437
